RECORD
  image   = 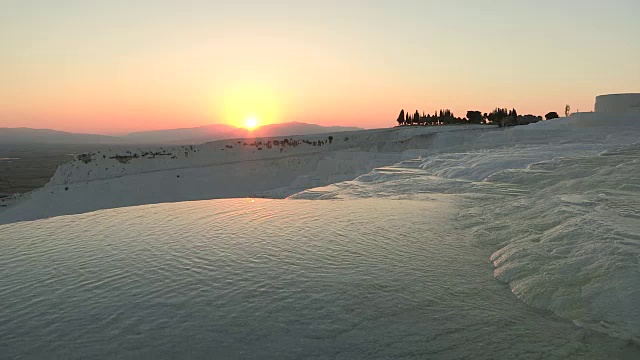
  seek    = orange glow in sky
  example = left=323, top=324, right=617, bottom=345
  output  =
left=1, top=1, right=639, bottom=134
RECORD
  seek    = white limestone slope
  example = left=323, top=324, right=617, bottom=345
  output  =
left=0, top=125, right=494, bottom=224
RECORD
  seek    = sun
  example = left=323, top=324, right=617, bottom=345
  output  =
left=244, top=117, right=259, bottom=130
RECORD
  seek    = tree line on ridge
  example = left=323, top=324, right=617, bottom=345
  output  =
left=396, top=108, right=561, bottom=128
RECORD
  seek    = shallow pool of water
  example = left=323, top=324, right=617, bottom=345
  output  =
left=1, top=198, right=637, bottom=359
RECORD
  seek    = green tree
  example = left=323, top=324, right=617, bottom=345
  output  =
left=466, top=110, right=483, bottom=124
left=397, top=109, right=405, bottom=126
left=488, top=108, right=509, bottom=127
left=545, top=112, right=559, bottom=120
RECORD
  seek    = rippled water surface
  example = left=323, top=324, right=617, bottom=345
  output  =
left=1, top=198, right=638, bottom=359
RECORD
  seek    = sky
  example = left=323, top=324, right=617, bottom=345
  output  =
left=1, top=0, right=639, bottom=134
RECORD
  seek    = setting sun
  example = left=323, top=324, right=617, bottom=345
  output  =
left=244, top=117, right=259, bottom=129
left=216, top=84, right=283, bottom=129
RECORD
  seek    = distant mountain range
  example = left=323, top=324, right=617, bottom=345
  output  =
left=0, top=128, right=121, bottom=145
left=0, top=122, right=363, bottom=145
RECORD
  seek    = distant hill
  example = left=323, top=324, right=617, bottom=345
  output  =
left=247, top=122, right=362, bottom=138
left=1, top=122, right=363, bottom=145
left=0, top=128, right=124, bottom=145
left=123, top=122, right=362, bottom=144
left=122, top=124, right=239, bottom=144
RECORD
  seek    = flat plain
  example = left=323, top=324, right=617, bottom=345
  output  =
left=0, top=144, right=133, bottom=194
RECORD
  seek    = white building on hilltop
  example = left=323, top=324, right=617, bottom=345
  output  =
left=595, top=93, right=640, bottom=113
left=567, top=93, right=640, bottom=126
